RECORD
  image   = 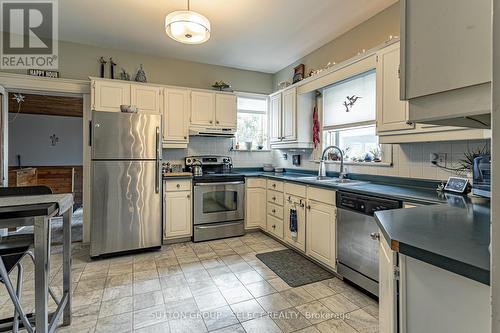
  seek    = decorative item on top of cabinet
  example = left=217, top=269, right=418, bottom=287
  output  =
left=109, top=57, right=117, bottom=79
left=211, top=81, right=232, bottom=91
left=119, top=68, right=130, bottom=81
left=99, top=57, right=107, bottom=78
left=134, top=64, right=147, bottom=83
left=293, top=64, right=305, bottom=83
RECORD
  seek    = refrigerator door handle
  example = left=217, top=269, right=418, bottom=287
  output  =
left=155, top=126, right=160, bottom=193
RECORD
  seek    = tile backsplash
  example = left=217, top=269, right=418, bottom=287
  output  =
left=273, top=139, right=490, bottom=181
left=162, top=136, right=273, bottom=167
left=163, top=137, right=489, bottom=182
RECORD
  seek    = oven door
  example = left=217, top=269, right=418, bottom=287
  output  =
left=194, top=181, right=245, bottom=225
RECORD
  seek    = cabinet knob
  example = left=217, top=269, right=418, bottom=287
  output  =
left=272, top=224, right=276, bottom=229
left=272, top=196, right=276, bottom=201
left=216, top=120, right=220, bottom=124
left=306, top=205, right=311, bottom=210
left=184, top=136, right=187, bottom=139
left=370, top=232, right=380, bottom=241
left=209, top=120, right=213, bottom=124
left=176, top=184, right=180, bottom=188
left=187, top=194, right=190, bottom=199
left=272, top=209, right=276, bottom=213
left=272, top=184, right=276, bottom=188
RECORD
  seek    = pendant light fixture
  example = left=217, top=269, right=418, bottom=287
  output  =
left=165, top=0, right=211, bottom=44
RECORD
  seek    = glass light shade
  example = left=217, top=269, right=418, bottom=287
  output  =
left=165, top=10, right=211, bottom=44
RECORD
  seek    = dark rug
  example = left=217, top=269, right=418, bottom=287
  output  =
left=256, top=249, right=334, bottom=287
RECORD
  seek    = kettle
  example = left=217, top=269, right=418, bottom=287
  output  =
left=191, top=160, right=203, bottom=176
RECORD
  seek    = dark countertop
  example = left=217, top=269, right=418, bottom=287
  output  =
left=375, top=196, right=490, bottom=285
left=239, top=170, right=447, bottom=204
left=162, top=175, right=193, bottom=180
left=238, top=168, right=490, bottom=284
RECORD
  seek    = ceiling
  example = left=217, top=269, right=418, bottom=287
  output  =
left=59, top=0, right=397, bottom=73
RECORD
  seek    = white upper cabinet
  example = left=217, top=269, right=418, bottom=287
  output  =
left=268, top=87, right=313, bottom=149
left=401, top=0, right=491, bottom=128
left=281, top=87, right=297, bottom=141
left=269, top=92, right=282, bottom=142
left=92, top=80, right=130, bottom=112
left=376, top=42, right=413, bottom=133
left=163, top=88, right=190, bottom=144
left=191, top=91, right=215, bottom=127
left=215, top=94, right=237, bottom=128
left=131, top=84, right=162, bottom=114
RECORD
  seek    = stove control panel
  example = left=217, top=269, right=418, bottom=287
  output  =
left=185, top=156, right=232, bottom=166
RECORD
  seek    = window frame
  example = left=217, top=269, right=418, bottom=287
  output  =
left=235, top=92, right=270, bottom=150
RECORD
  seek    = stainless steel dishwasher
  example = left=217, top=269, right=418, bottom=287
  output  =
left=336, top=191, right=402, bottom=296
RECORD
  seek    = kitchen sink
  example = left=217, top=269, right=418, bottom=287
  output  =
left=297, top=176, right=364, bottom=185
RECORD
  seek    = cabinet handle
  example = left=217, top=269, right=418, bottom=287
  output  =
left=209, top=120, right=213, bottom=124
left=187, top=194, right=190, bottom=199
left=216, top=120, right=220, bottom=124
left=272, top=209, right=276, bottom=213
left=176, top=184, right=180, bottom=188
left=370, top=232, right=380, bottom=241
left=272, top=184, right=276, bottom=188
left=272, top=224, right=276, bottom=229
left=272, top=196, right=276, bottom=201
left=184, top=136, right=187, bottom=139
left=306, top=205, right=311, bottom=210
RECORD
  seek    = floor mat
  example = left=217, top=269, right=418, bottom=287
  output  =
left=256, top=249, right=333, bottom=287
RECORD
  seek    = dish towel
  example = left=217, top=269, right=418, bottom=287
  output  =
left=289, top=208, right=298, bottom=238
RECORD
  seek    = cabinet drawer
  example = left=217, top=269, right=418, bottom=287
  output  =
left=267, top=179, right=284, bottom=192
left=246, top=178, right=267, bottom=188
left=267, top=189, right=284, bottom=206
left=284, top=182, right=306, bottom=198
left=267, top=214, right=284, bottom=239
left=307, top=186, right=336, bottom=205
left=165, top=179, right=192, bottom=192
left=267, top=202, right=283, bottom=219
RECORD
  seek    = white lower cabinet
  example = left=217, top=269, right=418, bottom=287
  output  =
left=379, top=231, right=397, bottom=333
left=267, top=214, right=284, bottom=239
left=245, top=187, right=266, bottom=229
left=163, top=180, right=192, bottom=240
left=305, top=199, right=336, bottom=269
left=284, top=195, right=306, bottom=251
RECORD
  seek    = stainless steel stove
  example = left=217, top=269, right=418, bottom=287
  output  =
left=185, top=156, right=245, bottom=242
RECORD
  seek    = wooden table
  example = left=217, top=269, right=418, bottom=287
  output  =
left=0, top=194, right=73, bottom=333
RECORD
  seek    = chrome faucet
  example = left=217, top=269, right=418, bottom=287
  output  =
left=318, top=145, right=346, bottom=179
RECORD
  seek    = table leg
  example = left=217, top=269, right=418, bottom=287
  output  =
left=34, top=215, right=49, bottom=333
left=62, top=207, right=72, bottom=325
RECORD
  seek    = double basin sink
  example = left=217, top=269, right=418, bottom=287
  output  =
left=296, top=176, right=364, bottom=185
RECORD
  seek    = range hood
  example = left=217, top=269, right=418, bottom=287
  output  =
left=407, top=81, right=491, bottom=129
left=189, top=127, right=235, bottom=137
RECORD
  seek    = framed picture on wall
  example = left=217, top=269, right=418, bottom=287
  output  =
left=293, top=64, right=305, bottom=83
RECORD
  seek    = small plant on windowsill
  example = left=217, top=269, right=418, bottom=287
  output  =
left=369, top=145, right=383, bottom=162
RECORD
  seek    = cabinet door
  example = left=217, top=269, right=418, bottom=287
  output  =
left=163, top=88, right=190, bottom=142
left=131, top=85, right=162, bottom=114
left=245, top=187, right=266, bottom=229
left=379, top=231, right=398, bottom=333
left=306, top=200, right=336, bottom=268
left=93, top=80, right=130, bottom=112
left=269, top=93, right=282, bottom=142
left=376, top=43, right=414, bottom=132
left=215, top=94, right=237, bottom=128
left=402, top=0, right=491, bottom=99
left=164, top=190, right=192, bottom=239
left=191, top=91, right=215, bottom=127
left=281, top=87, right=297, bottom=141
left=284, top=196, right=306, bottom=251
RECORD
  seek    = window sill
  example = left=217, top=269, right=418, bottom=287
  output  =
left=310, top=160, right=393, bottom=167
left=231, top=149, right=272, bottom=152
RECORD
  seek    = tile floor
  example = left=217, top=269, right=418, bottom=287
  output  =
left=0, top=232, right=378, bottom=333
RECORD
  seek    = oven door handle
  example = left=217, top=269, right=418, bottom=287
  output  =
left=195, top=181, right=244, bottom=186
left=195, top=221, right=242, bottom=229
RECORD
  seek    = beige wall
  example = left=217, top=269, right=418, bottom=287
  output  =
left=5, top=40, right=274, bottom=94
left=272, top=2, right=400, bottom=90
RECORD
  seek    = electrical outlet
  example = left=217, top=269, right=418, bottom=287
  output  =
left=430, top=152, right=447, bottom=166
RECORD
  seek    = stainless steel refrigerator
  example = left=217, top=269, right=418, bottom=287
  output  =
left=90, top=111, right=162, bottom=257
